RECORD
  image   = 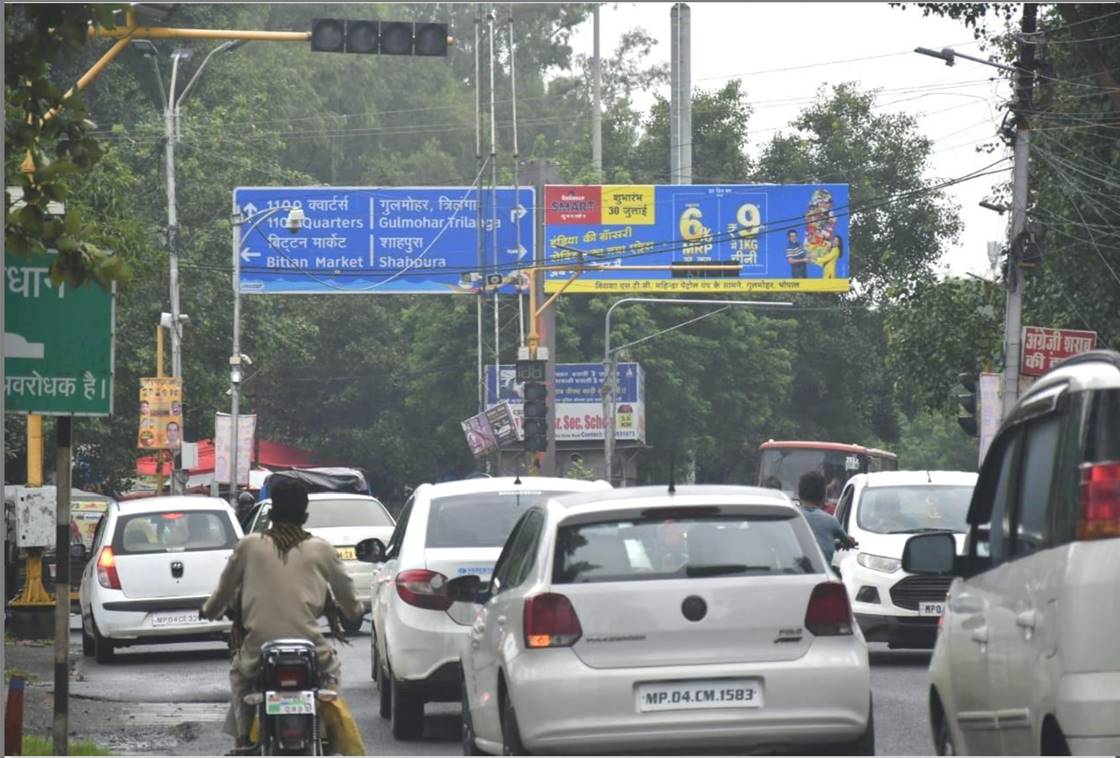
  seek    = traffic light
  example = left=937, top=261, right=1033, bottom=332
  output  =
left=310, top=19, right=449, bottom=56
left=518, top=360, right=548, bottom=453
left=957, top=372, right=978, bottom=437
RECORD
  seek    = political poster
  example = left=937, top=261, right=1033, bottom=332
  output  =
left=543, top=184, right=850, bottom=293
left=138, top=377, right=183, bottom=450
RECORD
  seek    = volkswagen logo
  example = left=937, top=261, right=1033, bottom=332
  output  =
left=170, top=561, right=184, bottom=579
left=681, top=595, right=707, bottom=622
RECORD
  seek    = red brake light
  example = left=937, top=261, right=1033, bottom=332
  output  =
left=272, top=664, right=309, bottom=689
left=805, top=582, right=853, bottom=636
left=96, top=546, right=121, bottom=590
left=395, top=569, right=452, bottom=611
left=161, top=512, right=184, bottom=520
left=524, top=593, right=582, bottom=649
left=1078, top=461, right=1120, bottom=540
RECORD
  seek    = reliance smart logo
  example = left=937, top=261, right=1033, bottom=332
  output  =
left=545, top=185, right=601, bottom=225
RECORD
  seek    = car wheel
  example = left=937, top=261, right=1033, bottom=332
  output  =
left=92, top=615, right=115, bottom=664
left=461, top=674, right=485, bottom=756
left=935, top=715, right=956, bottom=756
left=342, top=614, right=364, bottom=635
left=81, top=618, right=95, bottom=657
left=390, top=676, right=424, bottom=740
left=500, top=691, right=529, bottom=756
left=378, top=664, right=392, bottom=719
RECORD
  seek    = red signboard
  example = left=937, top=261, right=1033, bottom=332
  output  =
left=1021, top=326, right=1097, bottom=376
left=545, top=185, right=601, bottom=225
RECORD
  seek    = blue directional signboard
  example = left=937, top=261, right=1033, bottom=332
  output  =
left=233, top=187, right=535, bottom=294
left=543, top=183, right=850, bottom=293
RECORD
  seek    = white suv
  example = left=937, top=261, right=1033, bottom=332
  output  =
left=833, top=470, right=977, bottom=648
left=361, top=476, right=610, bottom=740
left=902, top=350, right=1120, bottom=755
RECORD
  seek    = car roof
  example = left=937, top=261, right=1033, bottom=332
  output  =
left=1011, top=350, right=1120, bottom=422
left=419, top=476, right=610, bottom=498
left=114, top=495, right=233, bottom=514
left=859, top=471, right=978, bottom=487
left=546, top=484, right=797, bottom=516
left=259, top=492, right=381, bottom=505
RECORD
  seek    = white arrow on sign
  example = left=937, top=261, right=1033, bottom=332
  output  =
left=240, top=249, right=261, bottom=263
left=241, top=202, right=258, bottom=217
left=510, top=204, right=527, bottom=222
left=515, top=244, right=528, bottom=260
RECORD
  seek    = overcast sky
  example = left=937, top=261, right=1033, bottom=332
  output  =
left=568, top=2, right=1017, bottom=279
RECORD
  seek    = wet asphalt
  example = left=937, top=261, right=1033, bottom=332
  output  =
left=70, top=615, right=933, bottom=756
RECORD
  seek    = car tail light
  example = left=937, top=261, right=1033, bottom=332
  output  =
left=1078, top=461, right=1120, bottom=540
left=524, top=593, right=582, bottom=648
left=395, top=569, right=452, bottom=611
left=805, top=582, right=853, bottom=636
left=271, top=664, right=310, bottom=689
left=96, top=546, right=121, bottom=590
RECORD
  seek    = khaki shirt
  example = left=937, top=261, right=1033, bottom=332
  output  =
left=202, top=532, right=362, bottom=674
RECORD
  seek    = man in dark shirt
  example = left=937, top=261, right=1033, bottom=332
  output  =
left=786, top=230, right=809, bottom=278
left=798, top=471, right=856, bottom=564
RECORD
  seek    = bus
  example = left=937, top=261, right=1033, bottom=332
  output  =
left=756, top=440, right=898, bottom=512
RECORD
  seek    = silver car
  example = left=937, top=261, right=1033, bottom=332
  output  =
left=454, top=485, right=873, bottom=755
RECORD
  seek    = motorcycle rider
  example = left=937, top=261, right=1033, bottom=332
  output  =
left=201, top=476, right=363, bottom=754
left=235, top=489, right=257, bottom=532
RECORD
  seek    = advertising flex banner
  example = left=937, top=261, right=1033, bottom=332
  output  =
left=543, top=184, right=850, bottom=293
left=138, top=377, right=183, bottom=450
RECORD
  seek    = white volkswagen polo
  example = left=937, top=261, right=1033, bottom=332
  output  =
left=361, top=476, right=610, bottom=740
left=78, top=496, right=241, bottom=662
left=453, top=485, right=873, bottom=756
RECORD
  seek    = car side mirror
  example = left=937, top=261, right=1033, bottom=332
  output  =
left=902, top=532, right=956, bottom=574
left=354, top=538, right=387, bottom=564
left=446, top=574, right=488, bottom=604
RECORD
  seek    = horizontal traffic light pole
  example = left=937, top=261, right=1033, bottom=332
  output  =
left=90, top=25, right=311, bottom=41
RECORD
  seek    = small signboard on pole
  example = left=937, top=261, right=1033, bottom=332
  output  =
left=215, top=413, right=255, bottom=485
left=1021, top=326, right=1097, bottom=376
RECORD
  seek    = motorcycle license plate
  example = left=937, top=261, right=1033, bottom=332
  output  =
left=265, top=691, right=315, bottom=715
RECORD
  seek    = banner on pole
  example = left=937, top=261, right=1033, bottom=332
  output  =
left=214, top=413, right=256, bottom=485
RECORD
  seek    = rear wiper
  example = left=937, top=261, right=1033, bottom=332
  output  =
left=887, top=527, right=957, bottom=534
left=685, top=564, right=769, bottom=577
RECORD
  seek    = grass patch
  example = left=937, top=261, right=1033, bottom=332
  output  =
left=22, top=735, right=112, bottom=755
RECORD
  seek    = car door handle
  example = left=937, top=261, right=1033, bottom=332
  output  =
left=970, top=626, right=989, bottom=644
left=496, top=615, right=507, bottom=627
left=1016, top=610, right=1037, bottom=630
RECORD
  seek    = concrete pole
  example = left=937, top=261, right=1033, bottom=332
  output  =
left=229, top=202, right=242, bottom=506
left=670, top=3, right=691, bottom=184
left=165, top=54, right=183, bottom=494
left=591, top=4, right=602, bottom=180
left=52, top=417, right=72, bottom=756
left=1002, top=2, right=1036, bottom=415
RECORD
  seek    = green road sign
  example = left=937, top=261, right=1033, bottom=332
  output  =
left=4, top=251, right=115, bottom=416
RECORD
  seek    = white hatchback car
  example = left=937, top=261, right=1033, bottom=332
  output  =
left=453, top=485, right=873, bottom=756
left=78, top=496, right=241, bottom=662
left=362, top=476, right=610, bottom=740
left=902, top=350, right=1120, bottom=755
left=248, top=492, right=395, bottom=633
left=833, top=470, right=977, bottom=648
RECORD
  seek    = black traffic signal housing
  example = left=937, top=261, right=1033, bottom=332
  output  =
left=957, top=372, right=978, bottom=437
left=311, top=19, right=449, bottom=56
left=518, top=360, right=548, bottom=453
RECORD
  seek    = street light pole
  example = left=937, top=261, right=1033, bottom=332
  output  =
left=602, top=298, right=793, bottom=485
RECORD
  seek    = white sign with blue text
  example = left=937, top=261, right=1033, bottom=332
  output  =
left=233, top=187, right=535, bottom=295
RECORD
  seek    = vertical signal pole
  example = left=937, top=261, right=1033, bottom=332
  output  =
left=1003, top=2, right=1036, bottom=415
left=475, top=12, right=486, bottom=415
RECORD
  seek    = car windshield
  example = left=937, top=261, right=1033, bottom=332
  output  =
left=553, top=513, right=817, bottom=583
left=116, top=510, right=236, bottom=554
left=255, top=498, right=392, bottom=531
left=758, top=448, right=860, bottom=500
left=426, top=489, right=570, bottom=548
left=856, top=485, right=973, bottom=534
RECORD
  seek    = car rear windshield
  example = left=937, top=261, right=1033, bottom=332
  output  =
left=553, top=513, right=817, bottom=583
left=856, top=485, right=973, bottom=534
left=115, top=510, right=237, bottom=554
left=254, top=498, right=393, bottom=532
left=426, top=490, right=569, bottom=548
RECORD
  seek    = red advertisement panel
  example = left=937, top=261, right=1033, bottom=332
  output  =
left=545, top=185, right=602, bottom=225
left=1021, top=326, right=1097, bottom=376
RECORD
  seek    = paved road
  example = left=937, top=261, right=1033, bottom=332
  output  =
left=70, top=615, right=935, bottom=756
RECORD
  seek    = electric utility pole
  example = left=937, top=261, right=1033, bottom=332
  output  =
left=1003, top=2, right=1037, bottom=415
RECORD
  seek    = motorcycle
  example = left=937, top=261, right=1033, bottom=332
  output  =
left=241, top=638, right=336, bottom=756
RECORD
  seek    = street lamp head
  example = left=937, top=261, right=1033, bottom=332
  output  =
left=979, top=199, right=1008, bottom=215
left=914, top=46, right=955, bottom=66
left=223, top=39, right=250, bottom=54
left=284, top=208, right=306, bottom=234
left=132, top=39, right=159, bottom=57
